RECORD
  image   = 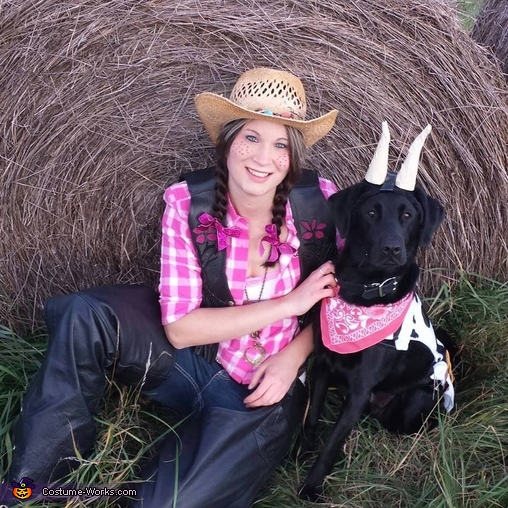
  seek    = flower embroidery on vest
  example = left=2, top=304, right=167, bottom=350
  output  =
left=301, top=219, right=327, bottom=240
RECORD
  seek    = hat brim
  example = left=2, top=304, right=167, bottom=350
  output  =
left=194, top=92, right=338, bottom=148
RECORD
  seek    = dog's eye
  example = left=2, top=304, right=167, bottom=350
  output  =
left=367, top=210, right=376, bottom=218
left=402, top=211, right=412, bottom=220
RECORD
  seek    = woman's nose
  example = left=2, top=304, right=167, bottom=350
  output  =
left=252, top=143, right=272, bottom=165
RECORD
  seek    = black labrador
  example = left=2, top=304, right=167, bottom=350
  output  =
left=298, top=124, right=456, bottom=502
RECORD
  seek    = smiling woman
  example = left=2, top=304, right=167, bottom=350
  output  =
left=9, top=67, right=342, bottom=508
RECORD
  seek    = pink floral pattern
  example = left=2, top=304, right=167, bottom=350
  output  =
left=192, top=225, right=217, bottom=244
left=320, top=291, right=414, bottom=353
left=301, top=219, right=327, bottom=240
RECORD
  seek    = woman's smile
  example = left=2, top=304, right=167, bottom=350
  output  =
left=246, top=167, right=271, bottom=179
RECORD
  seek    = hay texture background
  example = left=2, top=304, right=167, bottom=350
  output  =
left=472, top=0, right=508, bottom=76
left=1, top=0, right=508, bottom=332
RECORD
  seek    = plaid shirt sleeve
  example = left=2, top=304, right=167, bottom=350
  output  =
left=319, top=177, right=345, bottom=250
left=158, top=182, right=203, bottom=325
left=318, top=176, right=338, bottom=198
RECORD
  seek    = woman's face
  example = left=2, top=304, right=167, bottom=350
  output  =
left=226, top=119, right=291, bottom=200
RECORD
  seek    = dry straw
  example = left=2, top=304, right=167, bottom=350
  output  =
left=471, top=0, right=508, bottom=76
left=1, top=0, right=508, bottom=332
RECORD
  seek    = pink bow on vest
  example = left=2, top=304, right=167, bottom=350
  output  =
left=259, top=224, right=296, bottom=262
left=197, top=213, right=241, bottom=251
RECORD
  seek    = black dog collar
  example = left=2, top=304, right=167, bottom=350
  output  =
left=337, top=276, right=400, bottom=300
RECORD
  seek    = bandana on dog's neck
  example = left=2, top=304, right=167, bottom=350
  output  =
left=320, top=290, right=414, bottom=354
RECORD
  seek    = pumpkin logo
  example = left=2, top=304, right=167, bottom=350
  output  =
left=11, top=477, right=35, bottom=500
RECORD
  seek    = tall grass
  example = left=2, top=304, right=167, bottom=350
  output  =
left=1, top=271, right=507, bottom=507
left=457, top=0, right=485, bottom=29
left=0, top=328, right=45, bottom=476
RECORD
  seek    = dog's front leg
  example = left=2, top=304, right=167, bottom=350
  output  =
left=299, top=368, right=329, bottom=456
left=298, top=391, right=370, bottom=502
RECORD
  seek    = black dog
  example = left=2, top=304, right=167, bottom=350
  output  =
left=298, top=124, right=456, bottom=502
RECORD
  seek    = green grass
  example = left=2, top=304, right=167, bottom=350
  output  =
left=457, top=0, right=485, bottom=29
left=1, top=270, right=507, bottom=507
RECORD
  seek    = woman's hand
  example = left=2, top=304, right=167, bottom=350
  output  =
left=243, top=346, right=301, bottom=408
left=281, top=261, right=337, bottom=317
left=243, top=322, right=315, bottom=408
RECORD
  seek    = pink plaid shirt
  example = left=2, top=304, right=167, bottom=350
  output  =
left=159, top=176, right=339, bottom=384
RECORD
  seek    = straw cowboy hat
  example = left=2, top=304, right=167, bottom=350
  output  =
left=194, top=67, right=338, bottom=148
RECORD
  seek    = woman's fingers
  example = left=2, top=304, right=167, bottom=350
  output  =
left=317, top=261, right=335, bottom=279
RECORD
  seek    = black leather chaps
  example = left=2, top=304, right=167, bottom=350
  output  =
left=9, top=285, right=306, bottom=507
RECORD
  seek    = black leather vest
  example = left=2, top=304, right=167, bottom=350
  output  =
left=182, top=167, right=337, bottom=361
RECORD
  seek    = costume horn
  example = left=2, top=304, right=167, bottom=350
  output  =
left=395, top=124, right=432, bottom=191
left=365, top=121, right=390, bottom=185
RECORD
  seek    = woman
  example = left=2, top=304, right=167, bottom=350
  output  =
left=9, top=67, right=340, bottom=507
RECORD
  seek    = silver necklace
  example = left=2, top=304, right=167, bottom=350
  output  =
left=243, top=265, right=268, bottom=367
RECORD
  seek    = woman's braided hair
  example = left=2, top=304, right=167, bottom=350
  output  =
left=212, top=119, right=306, bottom=266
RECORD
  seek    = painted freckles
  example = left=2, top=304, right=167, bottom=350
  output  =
left=229, top=138, right=289, bottom=171
left=275, top=153, right=289, bottom=168
left=229, top=139, right=254, bottom=158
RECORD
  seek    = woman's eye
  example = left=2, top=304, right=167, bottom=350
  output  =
left=275, top=142, right=287, bottom=149
left=246, top=135, right=257, bottom=142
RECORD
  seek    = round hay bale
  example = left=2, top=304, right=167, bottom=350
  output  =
left=1, top=0, right=508, bottom=332
left=471, top=0, right=508, bottom=76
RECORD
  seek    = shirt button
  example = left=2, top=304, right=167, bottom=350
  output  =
left=228, top=300, right=235, bottom=306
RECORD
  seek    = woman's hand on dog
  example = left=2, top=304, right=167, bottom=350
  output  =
left=282, top=261, right=337, bottom=317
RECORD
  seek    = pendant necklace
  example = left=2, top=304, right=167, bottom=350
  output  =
left=243, top=265, right=269, bottom=367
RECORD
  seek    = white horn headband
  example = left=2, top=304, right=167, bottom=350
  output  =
left=395, top=124, right=432, bottom=191
left=365, top=121, right=390, bottom=185
left=365, top=122, right=432, bottom=191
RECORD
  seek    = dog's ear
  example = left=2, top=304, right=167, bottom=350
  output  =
left=413, top=187, right=445, bottom=247
left=327, top=181, right=370, bottom=239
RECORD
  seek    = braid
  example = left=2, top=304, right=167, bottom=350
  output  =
left=265, top=126, right=305, bottom=267
left=265, top=178, right=291, bottom=267
left=212, top=119, right=249, bottom=225
left=212, top=160, right=229, bottom=224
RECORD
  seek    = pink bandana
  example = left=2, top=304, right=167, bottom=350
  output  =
left=320, top=291, right=414, bottom=353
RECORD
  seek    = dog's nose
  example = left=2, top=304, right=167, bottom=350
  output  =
left=381, top=244, right=402, bottom=257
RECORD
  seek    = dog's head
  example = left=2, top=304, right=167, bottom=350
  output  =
left=329, top=123, right=444, bottom=273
